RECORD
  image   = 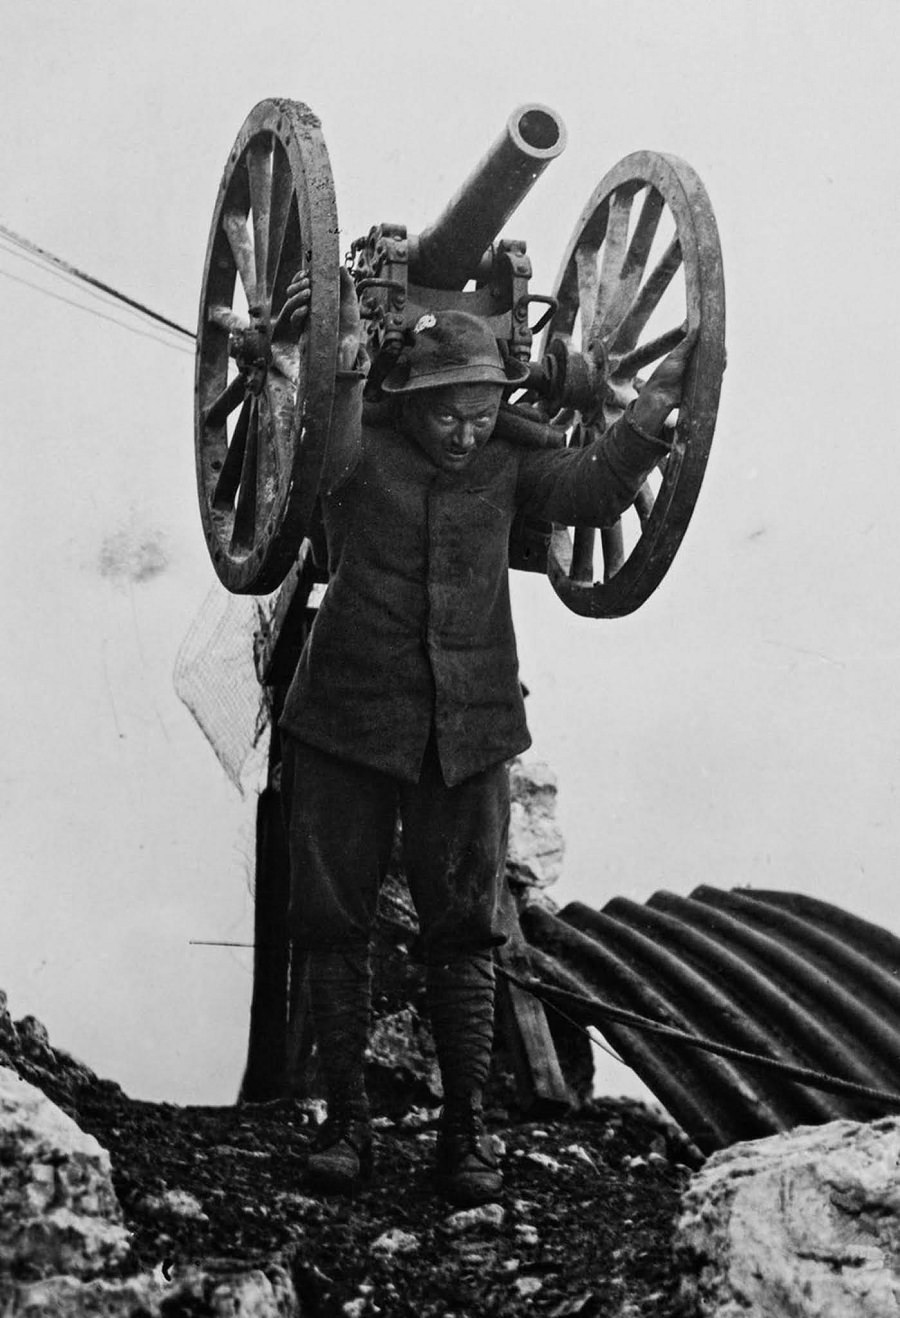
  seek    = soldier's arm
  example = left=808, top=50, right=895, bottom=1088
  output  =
left=515, top=335, right=693, bottom=525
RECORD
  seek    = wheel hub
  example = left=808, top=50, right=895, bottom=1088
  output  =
left=230, top=322, right=271, bottom=394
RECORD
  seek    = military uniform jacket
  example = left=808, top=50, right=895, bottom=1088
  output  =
left=280, top=387, right=670, bottom=787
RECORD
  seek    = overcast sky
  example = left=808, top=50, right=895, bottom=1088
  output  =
left=1, top=0, right=898, bottom=1108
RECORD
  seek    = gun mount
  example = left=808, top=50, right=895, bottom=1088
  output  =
left=194, top=100, right=725, bottom=611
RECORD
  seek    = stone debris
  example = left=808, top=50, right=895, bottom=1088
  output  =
left=546, top=1291, right=597, bottom=1316
left=0, top=1064, right=131, bottom=1280
left=139, top=1188, right=209, bottom=1221
left=0, top=992, right=123, bottom=1118
left=445, top=1203, right=506, bottom=1233
left=294, top=1098, right=328, bottom=1127
left=397, top=1105, right=440, bottom=1129
left=523, top=1149, right=562, bottom=1172
left=506, top=759, right=565, bottom=895
left=563, top=1143, right=599, bottom=1171
left=676, top=1115, right=900, bottom=1317
left=342, top=1299, right=371, bottom=1318
left=212, top=1143, right=270, bottom=1159
left=513, top=1274, right=545, bottom=1297
left=622, top=1154, right=647, bottom=1170
left=370, top=1228, right=420, bottom=1256
left=366, top=1010, right=442, bottom=1102
left=514, top=1223, right=540, bottom=1247
left=4, top=1262, right=301, bottom=1317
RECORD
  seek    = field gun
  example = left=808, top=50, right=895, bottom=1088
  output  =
left=194, top=100, right=725, bottom=619
left=191, top=102, right=726, bottom=1104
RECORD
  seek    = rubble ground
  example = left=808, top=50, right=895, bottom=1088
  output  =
left=2, top=986, right=702, bottom=1317
left=72, top=1086, right=695, bottom=1317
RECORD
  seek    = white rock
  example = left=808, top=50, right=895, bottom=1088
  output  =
left=141, top=1188, right=208, bottom=1221
left=525, top=1150, right=561, bottom=1171
left=514, top=1223, right=540, bottom=1246
left=206, top=1266, right=298, bottom=1317
left=398, top=1105, right=440, bottom=1129
left=676, top=1115, right=900, bottom=1317
left=513, top=1275, right=544, bottom=1297
left=0, top=1064, right=130, bottom=1279
left=506, top=759, right=565, bottom=891
left=371, top=1228, right=420, bottom=1256
left=1, top=1274, right=165, bottom=1316
left=445, top=1203, right=505, bottom=1233
left=3, top=1256, right=298, bottom=1316
left=564, top=1143, right=599, bottom=1171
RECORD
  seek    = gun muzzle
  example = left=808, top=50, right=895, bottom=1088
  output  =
left=407, top=104, right=567, bottom=290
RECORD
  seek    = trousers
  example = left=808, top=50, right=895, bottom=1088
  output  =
left=282, top=733, right=510, bottom=963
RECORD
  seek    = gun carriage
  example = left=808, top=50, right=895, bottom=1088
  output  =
left=195, top=100, right=725, bottom=619
left=192, top=102, right=726, bottom=1107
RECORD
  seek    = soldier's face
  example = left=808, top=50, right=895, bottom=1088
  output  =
left=403, top=383, right=504, bottom=472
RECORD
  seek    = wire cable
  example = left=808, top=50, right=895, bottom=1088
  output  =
left=494, top=962, right=900, bottom=1110
left=0, top=265, right=194, bottom=356
left=0, top=219, right=196, bottom=341
left=0, top=232, right=192, bottom=344
left=189, top=937, right=900, bottom=1108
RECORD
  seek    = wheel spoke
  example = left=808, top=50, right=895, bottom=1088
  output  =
left=208, top=304, right=249, bottom=334
left=609, top=235, right=682, bottom=355
left=247, top=138, right=274, bottom=307
left=256, top=385, right=281, bottom=494
left=574, top=243, right=600, bottom=342
left=204, top=373, right=247, bottom=429
left=270, top=342, right=299, bottom=387
left=213, top=396, right=251, bottom=511
left=223, top=210, right=258, bottom=311
left=265, top=372, right=295, bottom=476
left=590, top=189, right=634, bottom=349
left=232, top=400, right=260, bottom=548
left=266, top=152, right=296, bottom=301
left=613, top=323, right=685, bottom=379
left=634, top=480, right=655, bottom=526
left=601, top=523, right=625, bottom=580
left=571, top=526, right=596, bottom=582
left=270, top=198, right=304, bottom=331
left=595, top=188, right=664, bottom=344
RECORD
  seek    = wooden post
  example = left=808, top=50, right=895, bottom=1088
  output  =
left=495, top=881, right=572, bottom=1115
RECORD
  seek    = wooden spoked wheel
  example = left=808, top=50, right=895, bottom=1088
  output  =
left=539, top=152, right=725, bottom=618
left=195, top=100, right=340, bottom=595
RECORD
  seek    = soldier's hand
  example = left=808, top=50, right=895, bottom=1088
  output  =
left=630, top=329, right=696, bottom=436
left=279, top=269, right=311, bottom=336
left=277, top=269, right=362, bottom=371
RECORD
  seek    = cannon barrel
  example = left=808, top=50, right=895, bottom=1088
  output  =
left=407, top=104, right=567, bottom=291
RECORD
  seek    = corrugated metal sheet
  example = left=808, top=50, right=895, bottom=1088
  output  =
left=520, top=886, right=900, bottom=1154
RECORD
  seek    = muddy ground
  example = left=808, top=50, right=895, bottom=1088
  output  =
left=4, top=999, right=701, bottom=1318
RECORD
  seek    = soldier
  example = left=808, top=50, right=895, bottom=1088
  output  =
left=282, top=270, right=691, bottom=1205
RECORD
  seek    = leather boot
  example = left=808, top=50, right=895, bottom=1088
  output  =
left=427, top=953, right=503, bottom=1205
left=305, top=948, right=373, bottom=1193
left=307, top=1102, right=373, bottom=1193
